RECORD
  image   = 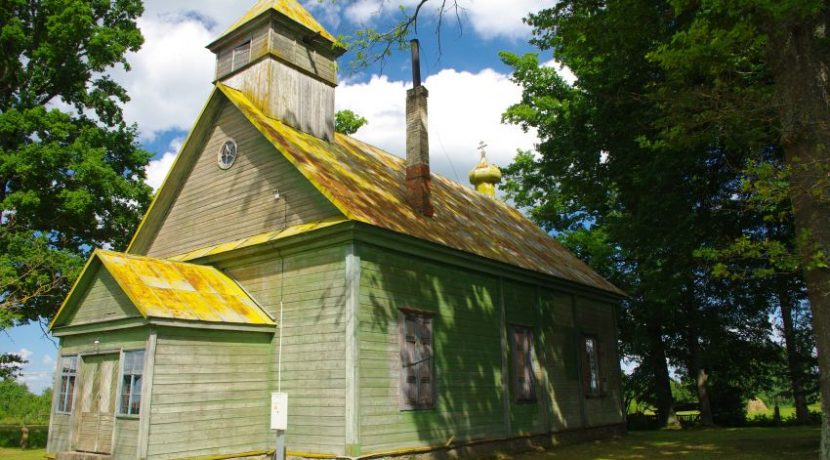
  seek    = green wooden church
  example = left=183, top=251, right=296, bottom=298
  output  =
left=45, top=1, right=626, bottom=459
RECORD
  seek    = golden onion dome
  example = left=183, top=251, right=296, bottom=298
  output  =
left=468, top=141, right=502, bottom=198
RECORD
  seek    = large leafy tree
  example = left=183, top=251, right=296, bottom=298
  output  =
left=0, top=1, right=152, bottom=333
left=500, top=0, right=810, bottom=429
left=645, top=0, right=830, bottom=452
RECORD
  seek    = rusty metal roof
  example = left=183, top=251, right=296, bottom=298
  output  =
left=50, top=249, right=274, bottom=329
left=218, top=84, right=624, bottom=296
left=215, top=0, right=338, bottom=46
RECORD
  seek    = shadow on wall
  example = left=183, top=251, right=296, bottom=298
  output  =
left=358, top=243, right=580, bottom=453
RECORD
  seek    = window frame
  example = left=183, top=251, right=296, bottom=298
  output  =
left=117, top=349, right=146, bottom=417
left=510, top=325, right=538, bottom=403
left=217, top=139, right=238, bottom=170
left=231, top=39, right=252, bottom=71
left=55, top=355, right=78, bottom=414
left=399, top=309, right=435, bottom=411
left=582, top=334, right=604, bottom=398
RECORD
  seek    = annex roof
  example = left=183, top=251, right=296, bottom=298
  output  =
left=216, top=84, right=624, bottom=296
left=212, top=0, right=338, bottom=47
left=50, top=249, right=274, bottom=329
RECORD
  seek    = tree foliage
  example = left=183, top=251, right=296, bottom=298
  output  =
left=501, top=0, right=820, bottom=430
left=0, top=1, right=152, bottom=330
left=334, top=109, right=368, bottom=135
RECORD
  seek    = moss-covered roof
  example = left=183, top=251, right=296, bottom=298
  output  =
left=51, top=250, right=274, bottom=329
left=217, top=84, right=623, bottom=296
left=214, top=0, right=338, bottom=45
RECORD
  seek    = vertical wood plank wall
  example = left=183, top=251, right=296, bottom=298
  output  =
left=47, top=329, right=149, bottom=457
left=355, top=243, right=623, bottom=454
left=146, top=328, right=272, bottom=460
left=223, top=244, right=349, bottom=455
left=145, top=101, right=339, bottom=259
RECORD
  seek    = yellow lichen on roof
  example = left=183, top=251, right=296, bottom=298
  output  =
left=217, top=84, right=624, bottom=296
left=219, top=0, right=338, bottom=44
left=50, top=250, right=273, bottom=328
left=168, top=216, right=349, bottom=262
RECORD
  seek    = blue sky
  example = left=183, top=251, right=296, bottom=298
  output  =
left=3, top=0, right=569, bottom=393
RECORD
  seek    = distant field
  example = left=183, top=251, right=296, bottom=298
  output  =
left=747, top=403, right=822, bottom=420
left=0, top=447, right=45, bottom=460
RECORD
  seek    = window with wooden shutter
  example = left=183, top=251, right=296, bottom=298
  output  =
left=510, top=326, right=536, bottom=403
left=582, top=335, right=602, bottom=397
left=232, top=40, right=252, bottom=71
left=400, top=310, right=434, bottom=410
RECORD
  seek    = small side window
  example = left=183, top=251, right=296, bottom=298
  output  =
left=400, top=310, right=434, bottom=410
left=56, top=355, right=78, bottom=413
left=232, top=40, right=252, bottom=71
left=119, top=350, right=145, bottom=416
left=510, top=326, right=537, bottom=402
left=582, top=335, right=602, bottom=397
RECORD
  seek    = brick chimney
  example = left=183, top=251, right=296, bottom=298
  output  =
left=405, top=39, right=434, bottom=217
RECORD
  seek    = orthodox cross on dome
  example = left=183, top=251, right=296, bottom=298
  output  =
left=477, top=141, right=488, bottom=160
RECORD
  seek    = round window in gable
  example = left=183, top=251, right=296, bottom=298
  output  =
left=218, top=139, right=238, bottom=169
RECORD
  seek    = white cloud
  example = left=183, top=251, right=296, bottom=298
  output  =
left=15, top=348, right=33, bottom=361
left=145, top=138, right=183, bottom=190
left=462, top=0, right=556, bottom=40
left=41, top=354, right=53, bottom=365
left=344, top=0, right=385, bottom=24
left=337, top=67, right=537, bottom=183
left=113, top=15, right=215, bottom=140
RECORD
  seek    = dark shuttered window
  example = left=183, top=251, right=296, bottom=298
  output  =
left=511, top=326, right=537, bottom=402
left=400, top=310, right=434, bottom=410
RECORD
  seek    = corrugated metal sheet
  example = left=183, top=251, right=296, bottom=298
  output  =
left=168, top=216, right=348, bottom=262
left=94, top=250, right=273, bottom=325
left=218, top=84, right=624, bottom=296
left=216, top=0, right=338, bottom=45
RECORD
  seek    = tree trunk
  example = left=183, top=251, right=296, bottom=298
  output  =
left=779, top=287, right=810, bottom=425
left=687, top=328, right=715, bottom=427
left=767, top=7, right=830, bottom=459
left=649, top=325, right=680, bottom=428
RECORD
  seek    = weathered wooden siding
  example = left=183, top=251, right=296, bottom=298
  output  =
left=357, top=244, right=506, bottom=453
left=575, top=298, right=624, bottom=426
left=47, top=329, right=150, bottom=458
left=222, top=58, right=335, bottom=141
left=538, top=290, right=583, bottom=431
left=62, top=267, right=139, bottom=327
left=145, top=100, right=340, bottom=258
left=502, top=280, right=547, bottom=436
left=270, top=23, right=337, bottom=85
left=354, top=243, right=623, bottom=454
left=222, top=244, right=349, bottom=455
left=146, top=328, right=273, bottom=460
left=114, top=418, right=139, bottom=458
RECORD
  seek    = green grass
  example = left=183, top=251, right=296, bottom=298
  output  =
left=0, top=448, right=46, bottom=460
left=747, top=403, right=822, bottom=420
left=508, top=427, right=819, bottom=460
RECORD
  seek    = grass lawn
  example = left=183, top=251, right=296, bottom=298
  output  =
left=509, top=426, right=819, bottom=460
left=0, top=447, right=46, bottom=460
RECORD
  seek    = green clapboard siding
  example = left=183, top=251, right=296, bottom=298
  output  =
left=147, top=328, right=272, bottom=460
left=357, top=244, right=505, bottom=453
left=145, top=99, right=340, bottom=259
left=576, top=298, right=625, bottom=427
left=223, top=244, right=348, bottom=455
left=47, top=329, right=151, bottom=457
left=355, top=243, right=623, bottom=453
left=62, top=266, right=140, bottom=327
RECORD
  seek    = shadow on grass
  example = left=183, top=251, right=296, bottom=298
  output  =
left=504, top=427, right=819, bottom=460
